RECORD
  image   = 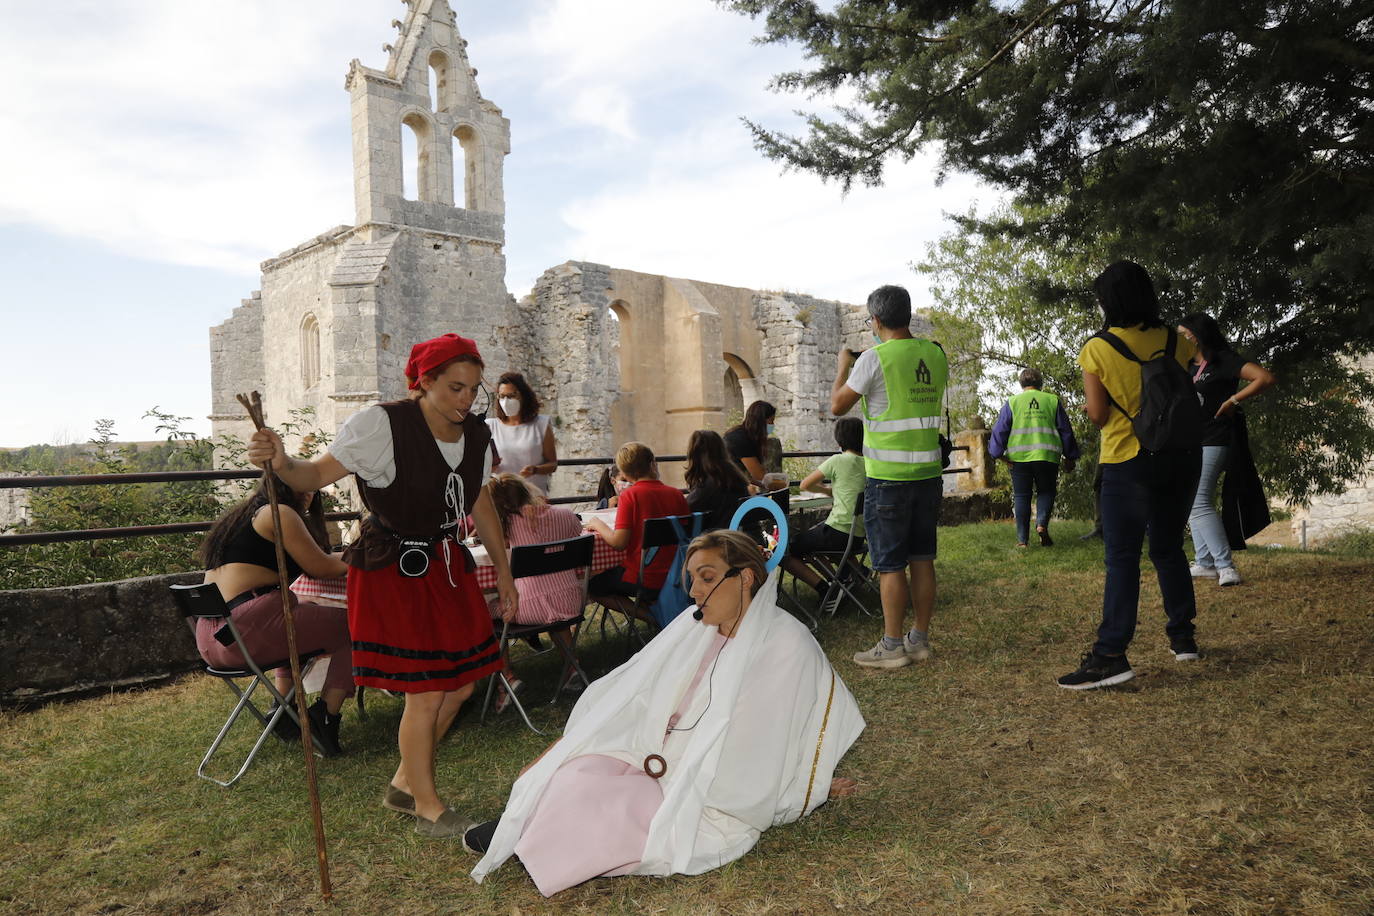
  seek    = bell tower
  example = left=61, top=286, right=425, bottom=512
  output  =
left=346, top=0, right=510, bottom=239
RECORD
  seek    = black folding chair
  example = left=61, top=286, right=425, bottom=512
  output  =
left=170, top=583, right=326, bottom=787
left=590, top=512, right=703, bottom=653
left=806, top=492, right=879, bottom=619
left=480, top=534, right=594, bottom=735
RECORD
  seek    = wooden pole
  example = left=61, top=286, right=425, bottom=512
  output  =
left=236, top=391, right=334, bottom=903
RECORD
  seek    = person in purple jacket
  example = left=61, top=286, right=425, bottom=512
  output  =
left=988, top=368, right=1081, bottom=547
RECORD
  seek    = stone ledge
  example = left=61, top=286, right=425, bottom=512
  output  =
left=1, top=571, right=204, bottom=707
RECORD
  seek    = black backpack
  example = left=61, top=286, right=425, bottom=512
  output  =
left=1093, top=327, right=1202, bottom=452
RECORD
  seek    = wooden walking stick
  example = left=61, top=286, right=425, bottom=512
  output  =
left=236, top=390, right=333, bottom=903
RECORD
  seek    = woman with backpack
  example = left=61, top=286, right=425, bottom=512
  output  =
left=1058, top=261, right=1203, bottom=690
left=1177, top=312, right=1277, bottom=587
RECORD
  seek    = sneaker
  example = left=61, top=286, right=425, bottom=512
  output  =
left=1171, top=637, right=1200, bottom=661
left=307, top=698, right=343, bottom=757
left=1079, top=527, right=1103, bottom=541
left=267, top=702, right=301, bottom=745
left=853, top=640, right=913, bottom=669
left=1190, top=564, right=1219, bottom=579
left=903, top=633, right=932, bottom=661
left=1217, top=566, right=1242, bottom=587
left=1038, top=526, right=1054, bottom=547
left=1056, top=651, right=1135, bottom=690
left=462, top=819, right=499, bottom=854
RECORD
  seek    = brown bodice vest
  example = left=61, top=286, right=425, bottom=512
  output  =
left=342, top=399, right=491, bottom=571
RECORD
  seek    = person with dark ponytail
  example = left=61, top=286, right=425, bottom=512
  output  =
left=1177, top=312, right=1276, bottom=587
left=198, top=478, right=352, bottom=754
left=1058, top=261, right=1202, bottom=690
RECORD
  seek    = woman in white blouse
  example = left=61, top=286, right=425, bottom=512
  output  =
left=487, top=371, right=558, bottom=494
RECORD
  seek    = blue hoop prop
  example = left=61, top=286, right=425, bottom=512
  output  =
left=728, top=496, right=789, bottom=571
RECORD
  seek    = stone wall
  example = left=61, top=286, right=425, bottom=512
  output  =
left=0, top=571, right=203, bottom=705
left=1290, top=354, right=1374, bottom=545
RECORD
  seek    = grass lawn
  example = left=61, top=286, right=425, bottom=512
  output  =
left=2, top=519, right=1371, bottom=915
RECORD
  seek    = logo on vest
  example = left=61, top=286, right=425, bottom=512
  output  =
left=914, top=360, right=932, bottom=385
left=1028, top=397, right=1040, bottom=411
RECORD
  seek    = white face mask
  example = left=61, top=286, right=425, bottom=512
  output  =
left=499, top=397, right=521, bottom=417
left=614, top=478, right=629, bottom=493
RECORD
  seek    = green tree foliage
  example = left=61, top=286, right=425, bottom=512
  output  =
left=722, top=0, right=1374, bottom=503
left=0, top=407, right=334, bottom=590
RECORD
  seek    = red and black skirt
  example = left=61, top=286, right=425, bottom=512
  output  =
left=346, top=542, right=500, bottom=693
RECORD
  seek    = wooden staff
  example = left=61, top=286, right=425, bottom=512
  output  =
left=236, top=390, right=333, bottom=902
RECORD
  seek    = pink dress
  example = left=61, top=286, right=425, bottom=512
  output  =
left=487, top=505, right=586, bottom=625
left=513, top=633, right=730, bottom=897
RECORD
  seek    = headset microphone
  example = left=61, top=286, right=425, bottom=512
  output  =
left=691, top=566, right=741, bottom=621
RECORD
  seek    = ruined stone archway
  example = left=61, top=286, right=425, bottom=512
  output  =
left=722, top=352, right=761, bottom=423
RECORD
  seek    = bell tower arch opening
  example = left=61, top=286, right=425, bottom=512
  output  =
left=453, top=124, right=480, bottom=210
left=400, top=112, right=433, bottom=202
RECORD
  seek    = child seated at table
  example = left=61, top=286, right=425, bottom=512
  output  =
left=780, top=417, right=867, bottom=596
left=486, top=474, right=587, bottom=709
left=582, top=442, right=690, bottom=618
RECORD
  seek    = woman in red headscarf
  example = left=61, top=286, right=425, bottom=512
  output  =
left=247, top=333, right=518, bottom=839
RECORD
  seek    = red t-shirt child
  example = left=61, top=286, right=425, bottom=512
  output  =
left=614, top=478, right=691, bottom=589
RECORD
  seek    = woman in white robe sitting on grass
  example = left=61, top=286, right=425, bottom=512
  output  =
left=467, top=529, right=865, bottom=897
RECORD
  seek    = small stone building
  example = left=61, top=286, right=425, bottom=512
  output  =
left=209, top=0, right=938, bottom=497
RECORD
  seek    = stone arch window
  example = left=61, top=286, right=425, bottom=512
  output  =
left=300, top=313, right=321, bottom=390
left=722, top=353, right=760, bottom=420
left=401, top=112, right=432, bottom=201
left=428, top=51, right=451, bottom=112
left=609, top=301, right=631, bottom=391
left=453, top=124, right=480, bottom=209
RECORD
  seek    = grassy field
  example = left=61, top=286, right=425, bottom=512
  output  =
left=2, top=520, right=1371, bottom=915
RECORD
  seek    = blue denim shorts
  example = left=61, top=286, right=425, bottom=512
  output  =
left=862, top=476, right=942, bottom=571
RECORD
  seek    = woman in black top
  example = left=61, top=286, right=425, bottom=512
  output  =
left=198, top=478, right=353, bottom=754
left=723, top=400, right=776, bottom=488
left=1178, top=312, right=1276, bottom=587
left=684, top=429, right=752, bottom=530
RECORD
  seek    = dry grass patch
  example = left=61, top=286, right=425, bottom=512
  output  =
left=1, top=521, right=1370, bottom=914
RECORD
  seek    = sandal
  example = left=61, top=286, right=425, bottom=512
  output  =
left=494, top=677, right=524, bottom=715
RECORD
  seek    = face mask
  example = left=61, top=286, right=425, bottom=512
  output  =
left=614, top=478, right=629, bottom=493
left=766, top=424, right=776, bottom=437
left=872, top=332, right=882, bottom=345
left=499, top=397, right=520, bottom=417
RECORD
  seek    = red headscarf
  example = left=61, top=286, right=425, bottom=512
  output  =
left=405, top=333, right=483, bottom=390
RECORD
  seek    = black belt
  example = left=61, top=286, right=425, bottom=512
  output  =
left=225, top=584, right=279, bottom=612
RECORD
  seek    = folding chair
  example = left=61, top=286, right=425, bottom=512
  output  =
left=806, top=492, right=879, bottom=618
left=590, top=513, right=703, bottom=653
left=480, top=534, right=595, bottom=735
left=170, top=583, right=326, bottom=787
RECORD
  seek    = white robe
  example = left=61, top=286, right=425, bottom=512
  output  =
left=471, top=569, right=865, bottom=883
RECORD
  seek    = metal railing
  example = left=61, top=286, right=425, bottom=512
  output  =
left=0, top=448, right=968, bottom=548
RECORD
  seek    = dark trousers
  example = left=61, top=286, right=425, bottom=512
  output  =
left=1008, top=460, right=1059, bottom=544
left=1095, top=450, right=1201, bottom=656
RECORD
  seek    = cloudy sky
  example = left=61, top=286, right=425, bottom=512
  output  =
left=0, top=0, right=988, bottom=447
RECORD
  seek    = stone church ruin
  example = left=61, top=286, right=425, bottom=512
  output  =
left=209, top=0, right=938, bottom=497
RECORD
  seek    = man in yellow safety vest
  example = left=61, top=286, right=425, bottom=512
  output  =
left=988, top=367, right=1080, bottom=547
left=832, top=285, right=948, bottom=669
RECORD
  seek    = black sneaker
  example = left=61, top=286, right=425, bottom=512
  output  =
left=462, top=819, right=499, bottom=855
left=1079, top=527, right=1103, bottom=541
left=1038, top=527, right=1054, bottom=547
left=1171, top=637, right=1200, bottom=661
left=307, top=698, right=344, bottom=757
left=1057, top=651, right=1134, bottom=690
left=267, top=702, right=301, bottom=745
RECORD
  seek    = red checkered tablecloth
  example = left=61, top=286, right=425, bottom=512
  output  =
left=473, top=531, right=625, bottom=591
left=291, top=574, right=348, bottom=603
